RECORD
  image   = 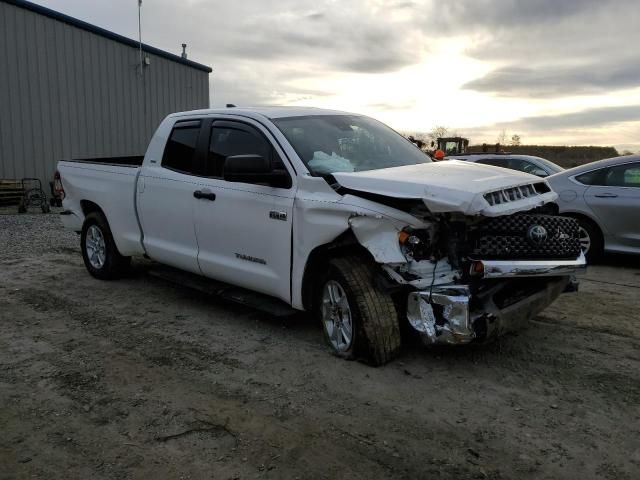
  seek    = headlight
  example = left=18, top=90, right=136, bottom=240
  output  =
left=399, top=228, right=432, bottom=261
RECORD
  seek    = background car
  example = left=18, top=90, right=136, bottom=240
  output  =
left=446, top=153, right=564, bottom=177
left=546, top=155, right=640, bottom=260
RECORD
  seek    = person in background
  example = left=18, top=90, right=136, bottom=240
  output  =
left=433, top=149, right=446, bottom=161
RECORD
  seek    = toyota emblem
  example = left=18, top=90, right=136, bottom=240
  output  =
left=527, top=225, right=548, bottom=246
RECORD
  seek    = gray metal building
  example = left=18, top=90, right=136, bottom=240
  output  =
left=0, top=0, right=211, bottom=187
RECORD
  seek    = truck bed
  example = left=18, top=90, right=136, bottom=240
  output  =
left=57, top=160, right=144, bottom=256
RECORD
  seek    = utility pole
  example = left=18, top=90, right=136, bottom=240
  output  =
left=138, top=0, right=143, bottom=76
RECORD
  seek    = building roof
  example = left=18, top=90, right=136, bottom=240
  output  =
left=4, top=0, right=212, bottom=73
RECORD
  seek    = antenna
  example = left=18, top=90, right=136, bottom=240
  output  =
left=137, top=0, right=143, bottom=76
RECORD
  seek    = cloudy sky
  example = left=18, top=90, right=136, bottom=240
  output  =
left=37, top=0, right=640, bottom=151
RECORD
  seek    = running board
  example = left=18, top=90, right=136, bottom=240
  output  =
left=147, top=264, right=298, bottom=317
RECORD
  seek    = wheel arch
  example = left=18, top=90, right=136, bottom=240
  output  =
left=561, top=210, right=604, bottom=236
left=300, top=230, right=376, bottom=312
left=80, top=199, right=106, bottom=220
left=561, top=210, right=606, bottom=257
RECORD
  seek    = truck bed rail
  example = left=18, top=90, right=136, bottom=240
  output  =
left=61, top=156, right=144, bottom=167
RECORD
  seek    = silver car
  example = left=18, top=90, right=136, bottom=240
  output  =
left=546, top=155, right=640, bottom=260
left=446, top=154, right=564, bottom=178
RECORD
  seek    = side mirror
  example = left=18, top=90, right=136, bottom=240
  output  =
left=223, top=154, right=291, bottom=188
left=531, top=168, right=548, bottom=177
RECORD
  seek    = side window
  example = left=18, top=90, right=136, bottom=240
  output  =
left=575, top=168, right=608, bottom=186
left=161, top=121, right=201, bottom=174
left=605, top=163, right=640, bottom=187
left=477, top=158, right=507, bottom=168
left=205, top=124, right=273, bottom=178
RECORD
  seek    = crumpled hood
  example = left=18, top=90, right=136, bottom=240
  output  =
left=332, top=160, right=558, bottom=216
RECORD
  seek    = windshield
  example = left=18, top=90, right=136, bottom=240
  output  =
left=531, top=156, right=564, bottom=174
left=273, top=115, right=431, bottom=175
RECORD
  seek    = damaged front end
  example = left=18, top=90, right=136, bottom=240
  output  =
left=405, top=274, right=578, bottom=345
left=352, top=203, right=586, bottom=346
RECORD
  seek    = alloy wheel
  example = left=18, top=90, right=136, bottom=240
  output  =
left=321, top=280, right=354, bottom=352
left=86, top=225, right=106, bottom=269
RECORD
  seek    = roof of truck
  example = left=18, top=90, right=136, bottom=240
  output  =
left=170, top=106, right=356, bottom=120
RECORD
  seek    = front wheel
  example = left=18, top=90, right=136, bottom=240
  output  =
left=316, top=256, right=401, bottom=366
left=81, top=212, right=130, bottom=280
left=575, top=217, right=603, bottom=262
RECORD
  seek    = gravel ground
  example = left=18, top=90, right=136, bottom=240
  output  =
left=1, top=213, right=639, bottom=479
left=0, top=209, right=79, bottom=260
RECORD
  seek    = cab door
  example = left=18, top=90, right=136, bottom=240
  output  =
left=137, top=120, right=203, bottom=273
left=192, top=119, right=296, bottom=302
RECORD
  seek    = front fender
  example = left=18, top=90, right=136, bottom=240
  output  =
left=348, top=215, right=406, bottom=264
left=291, top=178, right=423, bottom=309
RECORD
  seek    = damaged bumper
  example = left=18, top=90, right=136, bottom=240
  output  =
left=406, top=275, right=576, bottom=346
left=473, top=252, right=587, bottom=279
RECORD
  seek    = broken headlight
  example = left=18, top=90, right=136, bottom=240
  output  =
left=399, top=228, right=432, bottom=261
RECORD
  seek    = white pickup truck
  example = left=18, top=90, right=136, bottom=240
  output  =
left=56, top=107, right=586, bottom=365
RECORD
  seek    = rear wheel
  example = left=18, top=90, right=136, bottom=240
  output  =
left=81, top=212, right=130, bottom=279
left=316, top=255, right=401, bottom=366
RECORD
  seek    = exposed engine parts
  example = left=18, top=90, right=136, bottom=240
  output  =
left=380, top=211, right=586, bottom=346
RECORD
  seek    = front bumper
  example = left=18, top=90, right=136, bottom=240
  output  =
left=406, top=274, right=575, bottom=346
left=472, top=252, right=587, bottom=278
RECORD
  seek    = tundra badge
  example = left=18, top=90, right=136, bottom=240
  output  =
left=269, top=211, right=287, bottom=221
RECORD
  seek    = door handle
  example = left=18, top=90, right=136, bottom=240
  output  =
left=193, top=190, right=216, bottom=201
left=594, top=193, right=618, bottom=198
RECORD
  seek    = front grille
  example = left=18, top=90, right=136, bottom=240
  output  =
left=484, top=182, right=550, bottom=206
left=470, top=214, right=581, bottom=260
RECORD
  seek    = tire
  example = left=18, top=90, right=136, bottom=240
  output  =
left=316, top=255, right=401, bottom=366
left=81, top=212, right=131, bottom=280
left=42, top=203, right=50, bottom=214
left=574, top=216, right=603, bottom=262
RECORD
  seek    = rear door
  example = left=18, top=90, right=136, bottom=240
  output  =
left=137, top=120, right=203, bottom=273
left=193, top=118, right=296, bottom=302
left=583, top=161, right=640, bottom=250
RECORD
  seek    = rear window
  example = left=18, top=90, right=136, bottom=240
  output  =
left=575, top=168, right=607, bottom=185
left=162, top=121, right=201, bottom=174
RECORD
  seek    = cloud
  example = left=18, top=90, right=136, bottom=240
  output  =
left=218, top=7, right=423, bottom=74
left=436, top=0, right=604, bottom=29
left=461, top=105, right=640, bottom=149
left=463, top=61, right=640, bottom=98
left=499, top=104, right=640, bottom=131
left=452, top=0, right=640, bottom=98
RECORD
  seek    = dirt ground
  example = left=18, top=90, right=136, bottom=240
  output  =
left=1, top=214, right=639, bottom=479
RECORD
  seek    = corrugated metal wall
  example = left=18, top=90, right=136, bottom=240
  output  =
left=0, top=1, right=210, bottom=186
